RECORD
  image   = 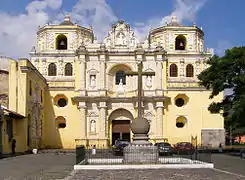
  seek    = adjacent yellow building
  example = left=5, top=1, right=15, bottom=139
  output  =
left=7, top=15, right=225, bottom=150
left=0, top=105, right=25, bottom=154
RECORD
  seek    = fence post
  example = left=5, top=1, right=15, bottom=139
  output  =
left=76, top=145, right=85, bottom=164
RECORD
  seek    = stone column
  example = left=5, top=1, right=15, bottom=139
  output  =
left=156, top=102, right=164, bottom=138
left=98, top=45, right=108, bottom=96
left=99, top=102, right=107, bottom=137
left=41, top=58, right=47, bottom=76
left=58, top=57, right=63, bottom=76
left=78, top=102, right=87, bottom=138
left=77, top=45, right=87, bottom=96
left=180, top=59, right=185, bottom=78
left=155, top=47, right=165, bottom=96
left=156, top=60, right=162, bottom=89
left=195, top=59, right=201, bottom=77
left=100, top=61, right=105, bottom=88
left=79, top=56, right=86, bottom=96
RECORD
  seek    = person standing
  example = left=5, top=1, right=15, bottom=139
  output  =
left=11, top=139, right=16, bottom=154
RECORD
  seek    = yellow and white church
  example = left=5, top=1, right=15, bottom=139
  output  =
left=6, top=15, right=225, bottom=151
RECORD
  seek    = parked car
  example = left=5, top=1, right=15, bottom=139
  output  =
left=155, top=142, right=172, bottom=156
left=174, top=142, right=195, bottom=154
left=113, top=140, right=130, bottom=156
left=241, top=149, right=245, bottom=159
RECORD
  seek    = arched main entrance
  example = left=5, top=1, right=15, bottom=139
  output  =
left=109, top=108, right=134, bottom=145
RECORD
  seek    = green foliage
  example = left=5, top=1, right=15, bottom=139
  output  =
left=198, top=47, right=245, bottom=129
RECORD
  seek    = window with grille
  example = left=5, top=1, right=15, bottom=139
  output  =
left=170, top=64, right=178, bottom=77
left=48, top=63, right=57, bottom=76
left=65, top=63, right=73, bottom=76
left=115, top=71, right=126, bottom=85
left=186, top=64, right=194, bottom=77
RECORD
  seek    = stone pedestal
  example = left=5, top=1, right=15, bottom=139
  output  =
left=123, top=145, right=159, bottom=163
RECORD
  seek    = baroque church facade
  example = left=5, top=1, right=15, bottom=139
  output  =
left=8, top=15, right=225, bottom=149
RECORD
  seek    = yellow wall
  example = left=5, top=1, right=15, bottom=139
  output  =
left=1, top=115, right=26, bottom=154
left=8, top=59, right=47, bottom=151
left=164, top=90, right=223, bottom=145
left=43, top=90, right=82, bottom=149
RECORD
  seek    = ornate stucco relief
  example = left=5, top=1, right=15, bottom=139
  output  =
left=46, top=32, right=55, bottom=50
left=103, top=20, right=139, bottom=48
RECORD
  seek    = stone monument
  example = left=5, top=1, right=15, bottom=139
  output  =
left=123, top=61, right=159, bottom=163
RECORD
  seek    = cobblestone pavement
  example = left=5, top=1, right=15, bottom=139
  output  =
left=65, top=169, right=245, bottom=180
left=0, top=153, right=75, bottom=180
left=0, top=153, right=244, bottom=180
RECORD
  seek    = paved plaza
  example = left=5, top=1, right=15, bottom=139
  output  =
left=0, top=153, right=75, bottom=180
left=0, top=153, right=244, bottom=180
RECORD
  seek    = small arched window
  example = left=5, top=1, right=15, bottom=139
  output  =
left=56, top=34, right=67, bottom=50
left=175, top=35, right=186, bottom=50
left=65, top=63, right=73, bottom=76
left=116, top=71, right=126, bottom=85
left=169, top=64, right=178, bottom=77
left=48, top=63, right=57, bottom=76
left=186, top=64, right=194, bottom=77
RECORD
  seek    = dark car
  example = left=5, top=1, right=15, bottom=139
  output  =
left=113, top=140, right=130, bottom=156
left=174, top=142, right=195, bottom=154
left=155, top=142, right=172, bottom=156
left=241, top=149, right=245, bottom=159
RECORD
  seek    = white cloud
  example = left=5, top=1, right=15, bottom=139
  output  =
left=0, top=0, right=62, bottom=59
left=0, top=0, right=117, bottom=59
left=70, top=0, right=117, bottom=40
left=0, top=0, right=207, bottom=59
left=160, top=0, right=207, bottom=25
left=133, top=0, right=207, bottom=40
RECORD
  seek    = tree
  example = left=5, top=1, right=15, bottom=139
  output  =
left=198, top=47, right=245, bottom=130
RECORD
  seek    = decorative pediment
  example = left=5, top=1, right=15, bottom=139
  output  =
left=87, top=68, right=99, bottom=75
left=87, top=111, right=98, bottom=117
left=144, top=111, right=154, bottom=118
left=144, top=68, right=155, bottom=72
left=103, top=20, right=139, bottom=48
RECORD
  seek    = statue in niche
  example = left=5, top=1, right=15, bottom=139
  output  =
left=116, top=32, right=125, bottom=45
left=117, top=79, right=124, bottom=94
left=90, top=120, right=96, bottom=133
left=90, top=75, right=96, bottom=89
left=130, top=38, right=135, bottom=47
left=146, top=76, right=152, bottom=88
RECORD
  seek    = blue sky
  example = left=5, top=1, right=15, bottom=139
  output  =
left=0, top=0, right=244, bottom=58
